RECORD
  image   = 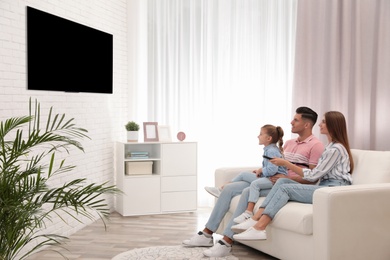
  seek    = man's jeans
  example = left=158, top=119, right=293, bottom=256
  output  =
left=205, top=174, right=272, bottom=239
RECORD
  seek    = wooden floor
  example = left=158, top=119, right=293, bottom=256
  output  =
left=27, top=208, right=277, bottom=260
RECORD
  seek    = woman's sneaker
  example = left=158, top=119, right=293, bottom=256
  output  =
left=233, top=227, right=267, bottom=240
left=231, top=218, right=257, bottom=233
left=182, top=231, right=213, bottom=247
left=233, top=211, right=253, bottom=223
left=204, top=186, right=222, bottom=198
left=203, top=240, right=232, bottom=257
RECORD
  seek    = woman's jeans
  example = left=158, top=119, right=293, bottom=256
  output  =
left=261, top=178, right=350, bottom=219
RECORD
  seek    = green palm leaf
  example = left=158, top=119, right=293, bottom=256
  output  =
left=0, top=98, right=120, bottom=260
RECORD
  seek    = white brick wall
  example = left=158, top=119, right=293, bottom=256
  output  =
left=0, top=0, right=129, bottom=255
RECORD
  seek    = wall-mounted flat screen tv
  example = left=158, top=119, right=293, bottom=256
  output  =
left=27, top=6, right=113, bottom=94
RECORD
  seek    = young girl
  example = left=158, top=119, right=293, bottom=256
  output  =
left=233, top=111, right=353, bottom=240
left=205, top=124, right=287, bottom=223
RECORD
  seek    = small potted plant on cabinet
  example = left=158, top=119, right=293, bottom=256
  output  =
left=125, top=121, right=140, bottom=142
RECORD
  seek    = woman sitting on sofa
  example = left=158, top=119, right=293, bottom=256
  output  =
left=233, top=111, right=354, bottom=240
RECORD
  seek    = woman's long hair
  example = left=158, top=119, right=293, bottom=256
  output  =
left=325, top=111, right=354, bottom=174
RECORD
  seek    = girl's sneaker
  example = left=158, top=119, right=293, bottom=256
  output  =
left=233, top=211, right=253, bottom=223
left=204, top=186, right=222, bottom=198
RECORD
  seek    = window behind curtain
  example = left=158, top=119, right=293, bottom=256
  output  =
left=141, top=0, right=298, bottom=206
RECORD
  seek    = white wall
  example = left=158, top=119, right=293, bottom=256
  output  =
left=0, top=0, right=129, bottom=247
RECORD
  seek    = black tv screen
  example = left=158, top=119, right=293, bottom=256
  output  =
left=27, top=6, right=113, bottom=94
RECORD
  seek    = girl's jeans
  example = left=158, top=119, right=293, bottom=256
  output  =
left=248, top=177, right=274, bottom=203
left=230, top=171, right=274, bottom=204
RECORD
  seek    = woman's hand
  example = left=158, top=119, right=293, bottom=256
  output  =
left=269, top=158, right=288, bottom=167
left=270, top=158, right=304, bottom=177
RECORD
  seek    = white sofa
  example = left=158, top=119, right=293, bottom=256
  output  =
left=214, top=149, right=390, bottom=260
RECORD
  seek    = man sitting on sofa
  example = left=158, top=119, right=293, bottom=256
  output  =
left=182, top=107, right=325, bottom=257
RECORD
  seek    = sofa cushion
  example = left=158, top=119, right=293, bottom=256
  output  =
left=269, top=201, right=314, bottom=235
left=351, top=149, right=390, bottom=184
left=230, top=196, right=314, bottom=235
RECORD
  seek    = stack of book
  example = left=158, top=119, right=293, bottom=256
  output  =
left=129, top=151, right=149, bottom=159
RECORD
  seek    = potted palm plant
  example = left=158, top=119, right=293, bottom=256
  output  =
left=0, top=98, right=119, bottom=259
left=125, top=121, right=140, bottom=142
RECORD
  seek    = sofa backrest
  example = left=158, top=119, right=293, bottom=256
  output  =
left=351, top=149, right=390, bottom=185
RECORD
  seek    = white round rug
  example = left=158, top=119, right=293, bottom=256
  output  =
left=112, top=245, right=239, bottom=260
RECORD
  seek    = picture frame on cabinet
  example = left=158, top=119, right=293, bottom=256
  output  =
left=143, top=122, right=159, bottom=142
left=158, top=125, right=172, bottom=142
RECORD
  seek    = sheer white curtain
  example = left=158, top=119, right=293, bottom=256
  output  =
left=292, top=0, right=390, bottom=150
left=137, top=0, right=297, bottom=206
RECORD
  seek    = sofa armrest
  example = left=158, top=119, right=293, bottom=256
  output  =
left=215, top=167, right=257, bottom=188
left=313, top=183, right=390, bottom=260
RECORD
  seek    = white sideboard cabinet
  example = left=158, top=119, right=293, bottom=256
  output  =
left=115, top=142, right=197, bottom=216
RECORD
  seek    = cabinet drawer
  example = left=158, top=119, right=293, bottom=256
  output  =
left=161, top=191, right=197, bottom=212
left=161, top=176, right=196, bottom=192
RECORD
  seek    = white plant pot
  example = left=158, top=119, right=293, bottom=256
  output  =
left=127, top=131, right=139, bottom=142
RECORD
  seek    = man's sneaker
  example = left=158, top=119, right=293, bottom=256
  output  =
left=231, top=217, right=257, bottom=233
left=204, top=186, right=222, bottom=198
left=182, top=231, right=213, bottom=247
left=203, top=240, right=232, bottom=257
left=233, top=211, right=253, bottom=223
left=233, top=227, right=267, bottom=240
